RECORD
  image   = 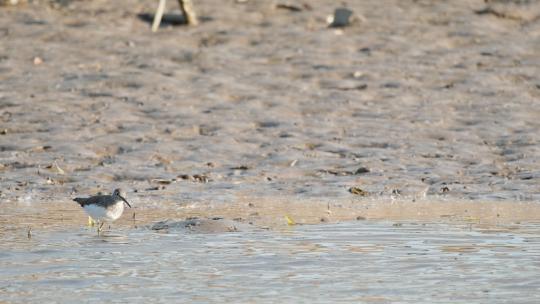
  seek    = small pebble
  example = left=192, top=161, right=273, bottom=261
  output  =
left=328, top=8, right=353, bottom=27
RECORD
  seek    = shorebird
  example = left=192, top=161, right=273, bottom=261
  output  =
left=73, top=188, right=132, bottom=234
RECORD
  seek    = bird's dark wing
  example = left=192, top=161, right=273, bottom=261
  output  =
left=73, top=195, right=115, bottom=207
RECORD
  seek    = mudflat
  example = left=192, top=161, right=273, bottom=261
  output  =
left=1, top=0, right=540, bottom=226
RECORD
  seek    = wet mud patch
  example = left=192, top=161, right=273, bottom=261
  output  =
left=149, top=217, right=255, bottom=233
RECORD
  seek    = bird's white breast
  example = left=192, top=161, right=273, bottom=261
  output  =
left=83, top=201, right=125, bottom=222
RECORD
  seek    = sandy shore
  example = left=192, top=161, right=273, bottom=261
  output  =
left=1, top=0, right=540, bottom=228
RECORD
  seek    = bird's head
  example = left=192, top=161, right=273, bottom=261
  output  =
left=113, top=188, right=131, bottom=208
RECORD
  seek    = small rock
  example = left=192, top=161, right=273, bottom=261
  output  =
left=33, top=56, right=43, bottom=65
left=353, top=71, right=365, bottom=78
left=354, top=167, right=370, bottom=174
left=178, top=174, right=190, bottom=180
left=328, top=8, right=353, bottom=27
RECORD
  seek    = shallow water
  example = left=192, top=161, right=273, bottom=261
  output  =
left=1, top=221, right=540, bottom=303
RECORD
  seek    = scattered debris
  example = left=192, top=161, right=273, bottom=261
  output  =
left=319, top=167, right=370, bottom=176
left=33, top=56, right=43, bottom=65
left=231, top=165, right=250, bottom=170
left=30, top=145, right=52, bottom=152
left=256, top=121, right=280, bottom=128
left=145, top=186, right=166, bottom=191
left=475, top=1, right=540, bottom=22
left=151, top=179, right=174, bottom=185
left=349, top=187, right=369, bottom=196
left=177, top=174, right=209, bottom=183
left=337, top=83, right=368, bottom=91
left=285, top=214, right=296, bottom=226
left=275, top=3, right=303, bottom=12
left=196, top=124, right=219, bottom=136
left=391, top=189, right=402, bottom=195
left=152, top=154, right=173, bottom=165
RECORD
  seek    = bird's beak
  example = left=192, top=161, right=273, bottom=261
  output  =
left=119, top=195, right=132, bottom=208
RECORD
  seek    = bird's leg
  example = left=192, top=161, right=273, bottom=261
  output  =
left=98, top=221, right=104, bottom=235
left=152, top=0, right=166, bottom=32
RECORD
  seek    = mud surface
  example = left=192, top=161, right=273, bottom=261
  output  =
left=1, top=0, right=540, bottom=210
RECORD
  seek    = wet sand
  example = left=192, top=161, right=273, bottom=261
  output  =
left=1, top=0, right=540, bottom=214
left=1, top=0, right=540, bottom=302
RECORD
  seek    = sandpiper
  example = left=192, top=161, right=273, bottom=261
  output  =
left=73, top=188, right=132, bottom=234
